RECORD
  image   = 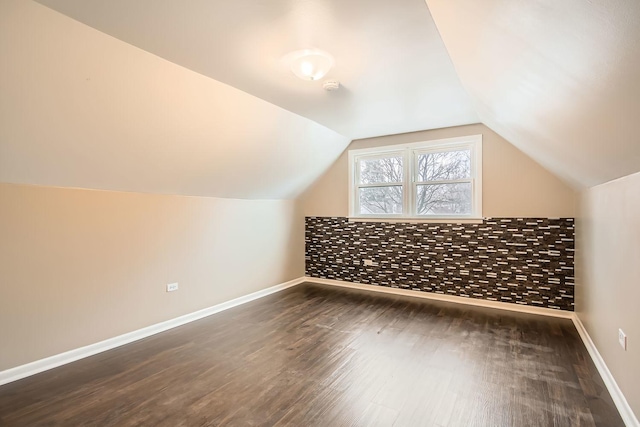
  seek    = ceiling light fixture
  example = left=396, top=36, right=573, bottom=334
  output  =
left=285, top=49, right=334, bottom=81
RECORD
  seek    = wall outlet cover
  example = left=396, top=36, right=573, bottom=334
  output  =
left=167, top=283, right=179, bottom=292
left=618, top=329, right=627, bottom=350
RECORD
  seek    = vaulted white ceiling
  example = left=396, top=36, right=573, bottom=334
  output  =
left=426, top=0, right=640, bottom=188
left=0, top=0, right=349, bottom=199
left=3, top=0, right=640, bottom=198
left=35, top=0, right=479, bottom=140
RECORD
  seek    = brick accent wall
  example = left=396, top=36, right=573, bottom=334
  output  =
left=305, top=217, right=575, bottom=311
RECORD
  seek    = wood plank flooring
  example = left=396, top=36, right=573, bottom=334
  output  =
left=0, top=283, right=624, bottom=426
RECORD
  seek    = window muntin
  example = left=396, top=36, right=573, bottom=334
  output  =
left=349, top=136, right=482, bottom=219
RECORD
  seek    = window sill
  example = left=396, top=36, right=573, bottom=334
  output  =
left=347, top=217, right=484, bottom=224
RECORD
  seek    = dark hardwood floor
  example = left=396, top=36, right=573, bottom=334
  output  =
left=0, top=283, right=623, bottom=426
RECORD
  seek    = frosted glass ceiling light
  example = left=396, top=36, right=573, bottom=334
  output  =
left=287, top=49, right=334, bottom=81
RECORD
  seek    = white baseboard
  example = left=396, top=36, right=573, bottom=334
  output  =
left=572, top=315, right=639, bottom=427
left=3, top=275, right=636, bottom=427
left=0, top=277, right=306, bottom=387
left=305, top=277, right=574, bottom=319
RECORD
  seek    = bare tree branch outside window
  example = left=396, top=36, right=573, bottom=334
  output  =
left=359, top=157, right=403, bottom=214
left=355, top=148, right=474, bottom=216
left=416, top=150, right=471, bottom=215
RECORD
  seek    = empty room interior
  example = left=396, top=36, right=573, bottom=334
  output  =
left=1, top=0, right=639, bottom=426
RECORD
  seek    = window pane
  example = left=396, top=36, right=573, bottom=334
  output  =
left=416, top=183, right=472, bottom=215
left=359, top=156, right=403, bottom=184
left=359, top=186, right=403, bottom=214
left=417, top=150, right=471, bottom=182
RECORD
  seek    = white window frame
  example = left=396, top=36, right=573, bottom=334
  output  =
left=348, top=135, right=482, bottom=221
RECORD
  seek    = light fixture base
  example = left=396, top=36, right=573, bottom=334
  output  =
left=323, top=80, right=340, bottom=91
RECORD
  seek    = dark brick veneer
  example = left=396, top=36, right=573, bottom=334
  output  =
left=305, top=217, right=575, bottom=311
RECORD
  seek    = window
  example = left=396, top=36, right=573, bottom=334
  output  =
left=349, top=135, right=482, bottom=219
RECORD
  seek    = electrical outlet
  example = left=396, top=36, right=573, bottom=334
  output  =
left=363, top=259, right=374, bottom=266
left=166, top=282, right=179, bottom=292
left=619, top=329, right=627, bottom=350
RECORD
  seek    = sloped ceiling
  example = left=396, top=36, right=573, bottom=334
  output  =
left=3, top=0, right=639, bottom=198
left=426, top=0, right=640, bottom=188
left=34, top=0, right=478, bottom=140
left=0, top=0, right=349, bottom=199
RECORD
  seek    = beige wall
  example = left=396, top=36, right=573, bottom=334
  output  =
left=300, top=123, right=577, bottom=218
left=576, top=172, right=640, bottom=419
left=0, top=183, right=304, bottom=371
